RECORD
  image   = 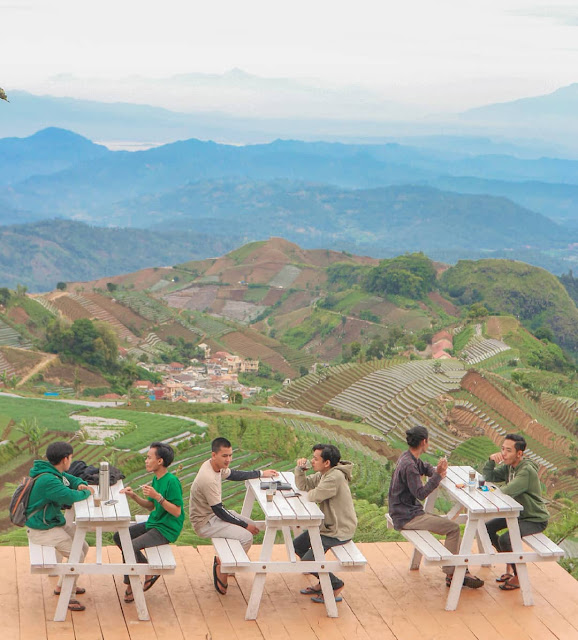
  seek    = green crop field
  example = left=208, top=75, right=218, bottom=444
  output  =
left=0, top=397, right=80, bottom=431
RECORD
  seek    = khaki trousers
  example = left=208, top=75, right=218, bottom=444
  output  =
left=402, top=513, right=460, bottom=575
left=27, top=521, right=89, bottom=589
left=197, top=510, right=256, bottom=552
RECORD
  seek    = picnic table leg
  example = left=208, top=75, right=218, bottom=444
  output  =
left=282, top=526, right=296, bottom=562
left=309, top=528, right=338, bottom=618
left=506, top=516, right=534, bottom=606
left=241, top=483, right=256, bottom=519
left=117, top=526, right=150, bottom=621
left=445, top=518, right=478, bottom=611
left=475, top=519, right=494, bottom=567
left=54, top=527, right=87, bottom=621
left=245, top=526, right=276, bottom=620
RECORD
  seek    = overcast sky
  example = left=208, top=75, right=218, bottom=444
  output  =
left=2, top=0, right=578, bottom=115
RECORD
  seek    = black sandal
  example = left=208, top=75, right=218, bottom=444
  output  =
left=213, top=556, right=228, bottom=595
left=68, top=599, right=86, bottom=611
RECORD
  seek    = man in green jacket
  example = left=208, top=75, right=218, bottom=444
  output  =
left=483, top=433, right=549, bottom=591
left=294, top=444, right=357, bottom=604
left=26, top=441, right=94, bottom=612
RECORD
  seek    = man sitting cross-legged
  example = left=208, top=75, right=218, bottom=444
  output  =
left=294, top=443, right=357, bottom=604
left=388, top=425, right=484, bottom=589
left=483, top=433, right=549, bottom=591
left=114, top=442, right=184, bottom=603
left=189, top=437, right=278, bottom=595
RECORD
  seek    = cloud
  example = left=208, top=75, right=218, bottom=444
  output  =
left=508, top=4, right=578, bottom=26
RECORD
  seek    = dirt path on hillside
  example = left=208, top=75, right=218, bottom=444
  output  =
left=16, top=353, right=59, bottom=387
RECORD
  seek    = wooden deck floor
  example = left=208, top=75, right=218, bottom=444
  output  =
left=2, top=542, right=578, bottom=640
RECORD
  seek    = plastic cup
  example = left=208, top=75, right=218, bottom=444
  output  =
left=266, top=488, right=275, bottom=502
left=478, top=476, right=486, bottom=488
left=93, top=494, right=102, bottom=508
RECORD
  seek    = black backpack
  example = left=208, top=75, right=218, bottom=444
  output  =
left=9, top=473, right=49, bottom=527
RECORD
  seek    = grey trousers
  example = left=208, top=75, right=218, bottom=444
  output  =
left=197, top=510, right=257, bottom=552
left=402, top=512, right=461, bottom=575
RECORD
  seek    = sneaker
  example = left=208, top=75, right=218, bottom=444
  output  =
left=446, top=573, right=484, bottom=589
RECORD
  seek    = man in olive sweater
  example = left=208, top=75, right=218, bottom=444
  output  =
left=294, top=444, right=357, bottom=604
left=25, top=441, right=94, bottom=612
left=483, top=433, right=549, bottom=591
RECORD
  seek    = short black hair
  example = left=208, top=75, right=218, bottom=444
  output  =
left=312, top=443, right=341, bottom=467
left=212, top=437, right=232, bottom=453
left=150, top=442, right=175, bottom=467
left=504, top=433, right=526, bottom=452
left=406, top=425, right=429, bottom=448
left=46, top=441, right=73, bottom=465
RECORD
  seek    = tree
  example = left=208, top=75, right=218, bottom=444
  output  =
left=0, top=287, right=11, bottom=306
left=15, top=417, right=46, bottom=457
left=106, top=282, right=118, bottom=293
left=56, top=282, right=67, bottom=291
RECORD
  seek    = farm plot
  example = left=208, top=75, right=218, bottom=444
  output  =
left=0, top=319, right=32, bottom=349
left=219, top=300, right=266, bottom=324
left=83, top=293, right=150, bottom=332
left=154, top=322, right=202, bottom=344
left=0, top=396, right=82, bottom=431
left=268, top=265, right=301, bottom=288
left=163, top=286, right=219, bottom=311
left=84, top=409, right=207, bottom=450
left=50, top=295, right=93, bottom=322
left=0, top=346, right=45, bottom=375
left=42, top=361, right=109, bottom=388
left=114, top=291, right=173, bottom=323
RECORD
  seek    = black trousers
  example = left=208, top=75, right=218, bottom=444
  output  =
left=113, top=522, right=169, bottom=584
left=485, top=517, right=547, bottom=574
left=293, top=531, right=348, bottom=590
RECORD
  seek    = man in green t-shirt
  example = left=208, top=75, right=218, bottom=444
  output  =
left=114, top=441, right=184, bottom=603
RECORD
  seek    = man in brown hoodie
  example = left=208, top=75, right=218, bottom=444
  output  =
left=294, top=443, right=357, bottom=604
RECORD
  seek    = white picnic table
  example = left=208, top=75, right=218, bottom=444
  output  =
left=418, top=465, right=546, bottom=610
left=53, top=480, right=163, bottom=622
left=232, top=470, right=364, bottom=619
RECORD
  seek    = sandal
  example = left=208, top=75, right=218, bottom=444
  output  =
left=496, top=573, right=514, bottom=583
left=499, top=580, right=520, bottom=591
left=143, top=575, right=160, bottom=592
left=68, top=599, right=86, bottom=611
left=124, top=588, right=134, bottom=603
left=54, top=586, right=86, bottom=595
left=300, top=585, right=322, bottom=595
left=311, top=594, right=343, bottom=604
left=213, top=556, right=228, bottom=595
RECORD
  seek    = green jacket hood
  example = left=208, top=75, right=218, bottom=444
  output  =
left=30, top=459, right=63, bottom=478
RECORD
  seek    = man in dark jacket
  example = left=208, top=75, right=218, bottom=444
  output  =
left=388, top=425, right=484, bottom=588
left=25, top=441, right=94, bottom=612
left=483, top=433, right=549, bottom=591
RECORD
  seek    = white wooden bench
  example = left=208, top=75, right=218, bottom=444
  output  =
left=386, top=513, right=454, bottom=569
left=29, top=542, right=59, bottom=573
left=133, top=514, right=177, bottom=570
left=212, top=537, right=251, bottom=573
left=523, top=533, right=565, bottom=558
left=330, top=540, right=367, bottom=567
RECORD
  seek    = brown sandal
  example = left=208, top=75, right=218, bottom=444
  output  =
left=68, top=599, right=86, bottom=611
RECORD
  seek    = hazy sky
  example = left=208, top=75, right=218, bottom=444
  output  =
left=2, top=0, right=578, bottom=114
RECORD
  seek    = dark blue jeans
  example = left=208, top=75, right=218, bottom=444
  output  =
left=113, top=521, right=169, bottom=584
left=293, top=531, right=348, bottom=590
left=485, top=517, right=547, bottom=575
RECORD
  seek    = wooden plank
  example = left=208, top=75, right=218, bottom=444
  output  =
left=374, top=542, right=478, bottom=640
left=84, top=547, right=130, bottom=640
left=157, top=545, right=177, bottom=569
left=0, top=547, right=20, bottom=640
left=29, top=542, right=45, bottom=567
left=15, top=546, right=49, bottom=640
left=106, top=546, right=158, bottom=640
left=197, top=545, right=264, bottom=639
left=212, top=538, right=238, bottom=566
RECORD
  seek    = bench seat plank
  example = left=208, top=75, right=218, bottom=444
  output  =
left=331, top=541, right=367, bottom=566
left=212, top=538, right=251, bottom=569
left=524, top=533, right=564, bottom=558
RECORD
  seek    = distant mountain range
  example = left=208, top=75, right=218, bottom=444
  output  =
left=2, top=82, right=578, bottom=154
left=1, top=127, right=578, bottom=288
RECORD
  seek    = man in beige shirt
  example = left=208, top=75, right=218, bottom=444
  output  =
left=189, top=436, right=278, bottom=594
